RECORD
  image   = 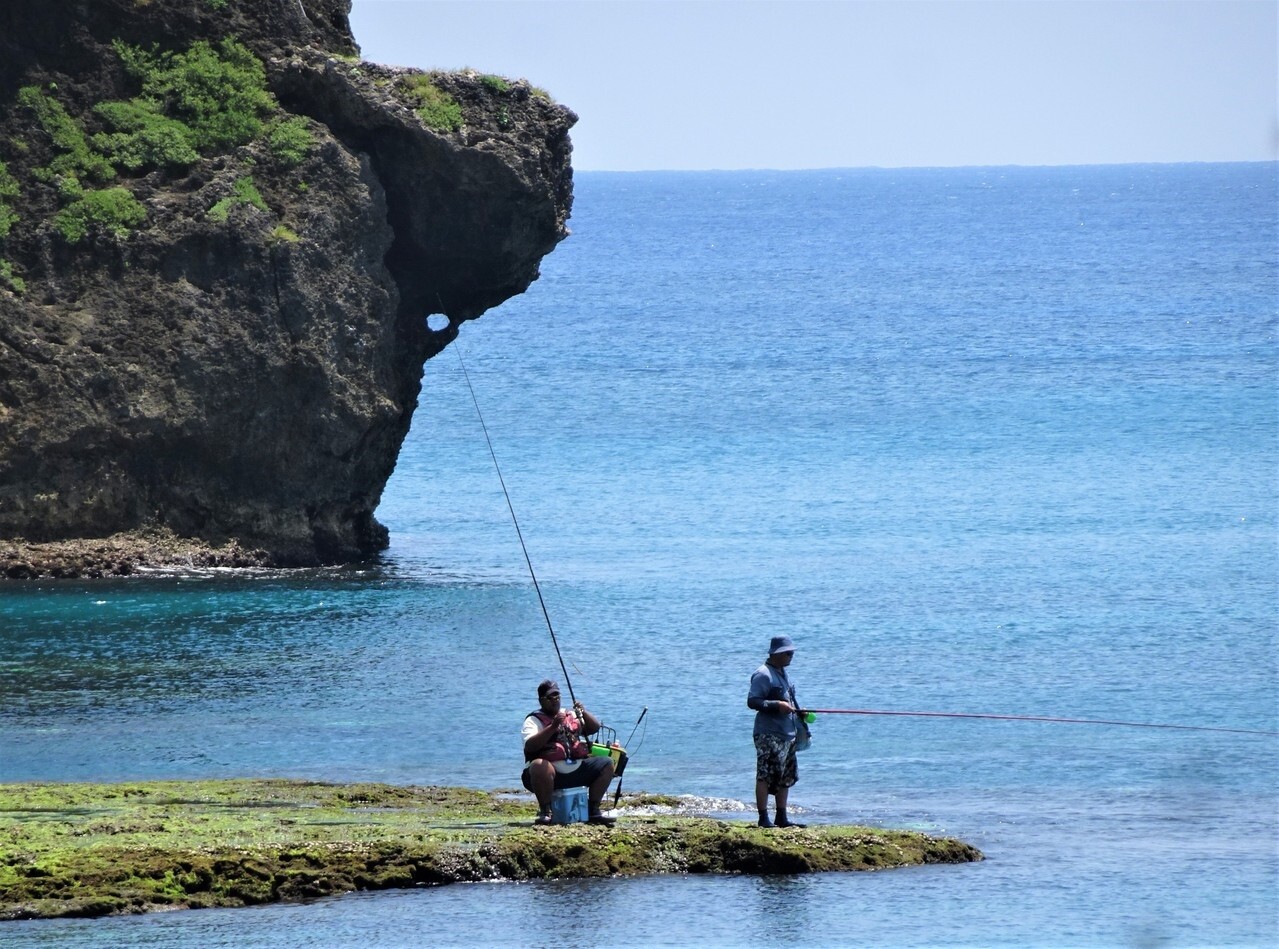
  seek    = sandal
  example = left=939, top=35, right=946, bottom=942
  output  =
left=534, top=811, right=553, bottom=826
left=587, top=811, right=616, bottom=826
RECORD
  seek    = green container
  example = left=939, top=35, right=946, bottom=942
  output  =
left=589, top=742, right=624, bottom=767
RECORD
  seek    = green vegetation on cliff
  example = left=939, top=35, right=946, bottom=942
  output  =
left=0, top=162, right=18, bottom=237
left=52, top=186, right=148, bottom=242
left=207, top=175, right=268, bottom=222
left=0, top=779, right=982, bottom=920
left=8, top=37, right=314, bottom=246
left=399, top=74, right=464, bottom=132
left=92, top=99, right=201, bottom=171
left=0, top=161, right=19, bottom=292
left=111, top=38, right=275, bottom=153
left=17, top=86, right=117, bottom=185
left=266, top=116, right=315, bottom=167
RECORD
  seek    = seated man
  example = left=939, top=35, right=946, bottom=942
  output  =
left=521, top=679, right=616, bottom=826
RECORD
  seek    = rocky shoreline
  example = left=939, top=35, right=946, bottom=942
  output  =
left=0, top=529, right=275, bottom=579
left=0, top=779, right=983, bottom=921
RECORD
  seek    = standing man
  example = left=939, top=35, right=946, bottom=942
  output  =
left=747, top=635, right=807, bottom=828
left=521, top=679, right=616, bottom=825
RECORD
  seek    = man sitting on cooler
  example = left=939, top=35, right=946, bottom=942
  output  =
left=521, top=679, right=617, bottom=825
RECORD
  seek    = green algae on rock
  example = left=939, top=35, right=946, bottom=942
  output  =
left=0, top=779, right=983, bottom=920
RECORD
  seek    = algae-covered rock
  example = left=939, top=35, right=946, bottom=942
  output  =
left=0, top=779, right=982, bottom=920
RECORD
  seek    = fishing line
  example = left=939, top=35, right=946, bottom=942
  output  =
left=453, top=343, right=577, bottom=707
left=801, top=708, right=1278, bottom=737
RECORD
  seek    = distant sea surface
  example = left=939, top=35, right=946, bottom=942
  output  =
left=3, top=163, right=1276, bottom=948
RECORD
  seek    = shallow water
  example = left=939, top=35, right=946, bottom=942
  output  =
left=2, top=164, right=1276, bottom=947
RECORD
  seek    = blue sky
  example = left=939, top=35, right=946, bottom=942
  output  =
left=348, top=1, right=1278, bottom=171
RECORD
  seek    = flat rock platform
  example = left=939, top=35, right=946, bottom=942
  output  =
left=0, top=779, right=983, bottom=920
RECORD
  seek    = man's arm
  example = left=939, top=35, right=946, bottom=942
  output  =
left=522, top=713, right=563, bottom=759
left=747, top=670, right=793, bottom=714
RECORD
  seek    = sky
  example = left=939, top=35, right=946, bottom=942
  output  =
left=348, top=1, right=1278, bottom=171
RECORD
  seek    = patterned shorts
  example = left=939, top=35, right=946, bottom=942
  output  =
left=754, top=733, right=798, bottom=792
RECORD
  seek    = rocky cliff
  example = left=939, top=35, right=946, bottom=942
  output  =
left=0, top=0, right=575, bottom=576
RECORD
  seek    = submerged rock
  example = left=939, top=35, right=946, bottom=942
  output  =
left=0, top=0, right=575, bottom=573
left=0, top=779, right=983, bottom=920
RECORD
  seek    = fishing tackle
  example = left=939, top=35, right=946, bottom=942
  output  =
left=611, top=706, right=647, bottom=807
left=799, top=707, right=1278, bottom=737
left=455, top=342, right=644, bottom=800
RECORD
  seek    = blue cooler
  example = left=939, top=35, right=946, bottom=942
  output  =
left=551, top=787, right=588, bottom=825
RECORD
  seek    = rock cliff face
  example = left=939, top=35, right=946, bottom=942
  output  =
left=0, top=0, right=575, bottom=574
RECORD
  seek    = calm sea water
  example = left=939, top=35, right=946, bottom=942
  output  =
left=2, top=164, right=1276, bottom=947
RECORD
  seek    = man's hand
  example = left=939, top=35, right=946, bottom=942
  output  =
left=774, top=700, right=794, bottom=714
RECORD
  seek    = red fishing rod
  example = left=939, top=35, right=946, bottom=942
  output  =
left=799, top=707, right=1278, bottom=737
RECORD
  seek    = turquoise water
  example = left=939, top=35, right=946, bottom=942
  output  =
left=2, top=164, right=1276, bottom=947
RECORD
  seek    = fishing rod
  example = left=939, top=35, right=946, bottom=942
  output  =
left=623, top=706, right=649, bottom=749
left=454, top=344, right=577, bottom=707
left=612, top=706, right=648, bottom=807
left=799, top=707, right=1279, bottom=737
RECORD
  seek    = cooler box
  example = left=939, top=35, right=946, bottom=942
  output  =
left=551, top=787, right=588, bottom=825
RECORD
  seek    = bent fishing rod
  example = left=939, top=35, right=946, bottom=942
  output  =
left=798, top=707, right=1278, bottom=737
left=454, top=343, right=577, bottom=708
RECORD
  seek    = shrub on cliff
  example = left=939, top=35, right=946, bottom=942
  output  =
left=0, top=259, right=24, bottom=293
left=398, top=75, right=463, bottom=132
left=266, top=116, right=315, bottom=167
left=8, top=38, right=319, bottom=246
left=207, top=176, right=267, bottom=222
left=53, top=187, right=148, bottom=243
left=0, top=161, right=18, bottom=239
left=17, top=87, right=117, bottom=185
left=0, top=162, right=20, bottom=291
left=92, top=99, right=200, bottom=171
left=113, top=38, right=275, bottom=152
left=91, top=38, right=314, bottom=173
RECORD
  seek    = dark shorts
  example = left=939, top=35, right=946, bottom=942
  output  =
left=522, top=755, right=611, bottom=791
left=754, top=733, right=798, bottom=793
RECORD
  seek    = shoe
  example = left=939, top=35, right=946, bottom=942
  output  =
left=757, top=817, right=774, bottom=828
left=534, top=811, right=553, bottom=825
left=775, top=818, right=806, bottom=828
left=587, top=811, right=616, bottom=826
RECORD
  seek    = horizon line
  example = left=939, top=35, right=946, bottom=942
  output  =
left=571, top=159, right=1279, bottom=174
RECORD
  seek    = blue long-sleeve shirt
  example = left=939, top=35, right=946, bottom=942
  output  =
left=748, top=661, right=798, bottom=739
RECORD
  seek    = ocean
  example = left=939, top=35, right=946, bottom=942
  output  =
left=2, top=163, right=1276, bottom=947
